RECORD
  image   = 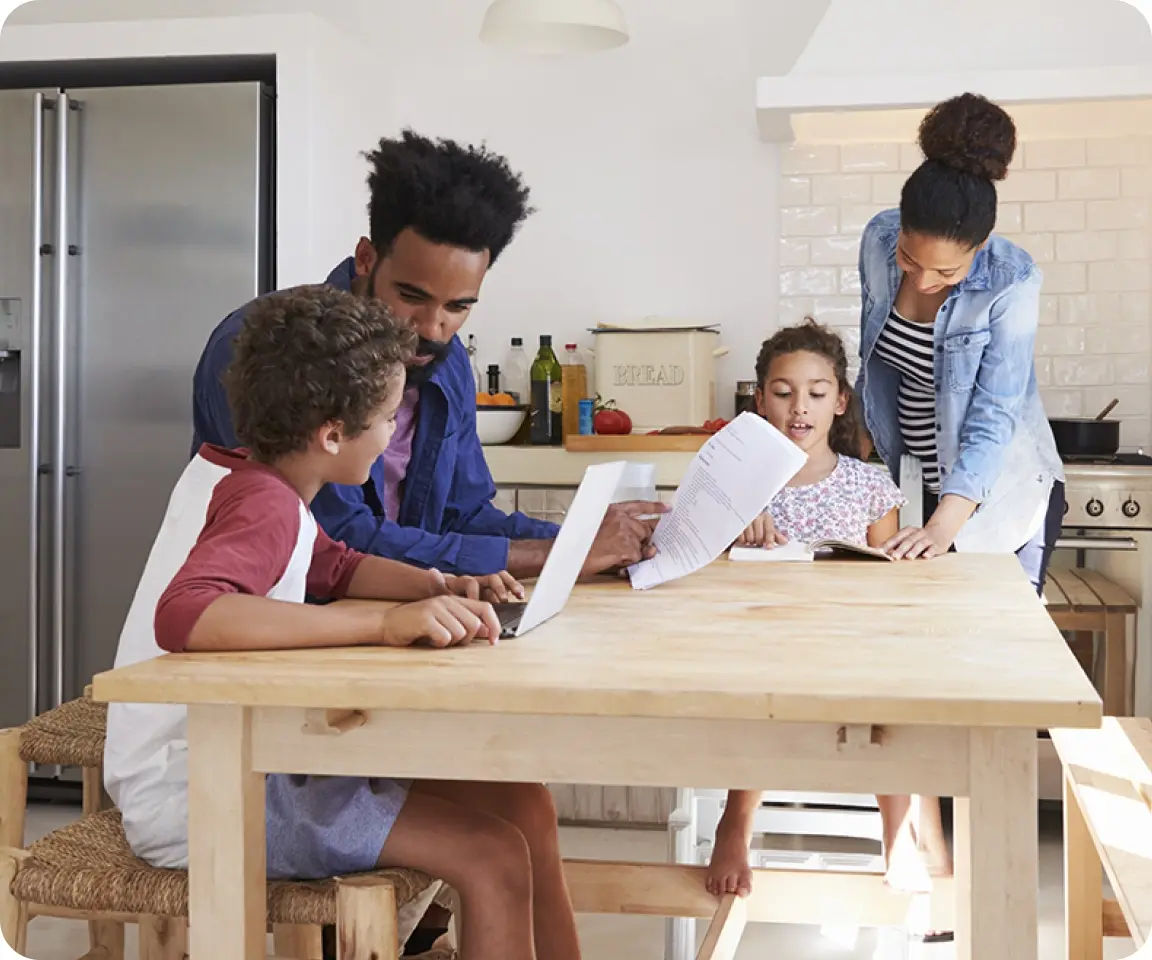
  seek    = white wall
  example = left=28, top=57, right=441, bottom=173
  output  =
left=792, top=0, right=1152, bottom=76
left=371, top=0, right=779, bottom=412
left=0, top=11, right=382, bottom=288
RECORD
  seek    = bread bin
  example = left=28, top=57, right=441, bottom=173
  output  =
left=588, top=322, right=726, bottom=432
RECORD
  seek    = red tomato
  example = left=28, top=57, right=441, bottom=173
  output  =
left=594, top=408, right=632, bottom=435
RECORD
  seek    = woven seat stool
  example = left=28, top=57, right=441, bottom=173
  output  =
left=1, top=692, right=114, bottom=960
left=18, top=695, right=107, bottom=772
left=1, top=693, right=110, bottom=850
left=0, top=808, right=436, bottom=960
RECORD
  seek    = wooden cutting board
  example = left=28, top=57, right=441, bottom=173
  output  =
left=564, top=434, right=710, bottom=453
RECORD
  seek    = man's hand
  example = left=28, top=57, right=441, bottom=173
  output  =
left=378, top=596, right=502, bottom=648
left=581, top=501, right=667, bottom=576
left=735, top=512, right=788, bottom=548
left=442, top=571, right=525, bottom=603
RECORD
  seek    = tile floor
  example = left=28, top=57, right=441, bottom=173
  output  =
left=16, top=802, right=1134, bottom=960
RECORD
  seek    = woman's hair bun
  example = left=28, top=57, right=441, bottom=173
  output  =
left=917, top=93, right=1017, bottom=182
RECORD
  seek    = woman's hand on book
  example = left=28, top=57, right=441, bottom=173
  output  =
left=881, top=523, right=952, bottom=560
left=735, top=512, right=789, bottom=549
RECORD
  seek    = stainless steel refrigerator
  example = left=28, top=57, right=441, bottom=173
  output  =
left=0, top=76, right=274, bottom=756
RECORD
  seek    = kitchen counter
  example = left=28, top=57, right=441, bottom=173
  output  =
left=483, top=445, right=696, bottom=488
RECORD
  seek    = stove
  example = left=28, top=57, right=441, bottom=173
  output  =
left=1062, top=452, right=1152, bottom=529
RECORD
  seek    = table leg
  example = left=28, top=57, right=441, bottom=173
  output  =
left=188, top=704, right=266, bottom=960
left=954, top=728, right=1038, bottom=960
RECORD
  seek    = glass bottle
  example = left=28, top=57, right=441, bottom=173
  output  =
left=530, top=335, right=564, bottom=446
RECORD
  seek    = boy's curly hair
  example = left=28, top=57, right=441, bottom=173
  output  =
left=225, top=285, right=417, bottom=461
left=754, top=319, right=863, bottom=458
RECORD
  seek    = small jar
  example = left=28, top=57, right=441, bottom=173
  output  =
left=734, top=380, right=758, bottom=417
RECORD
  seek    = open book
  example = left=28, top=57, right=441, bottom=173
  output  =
left=729, top=540, right=894, bottom=563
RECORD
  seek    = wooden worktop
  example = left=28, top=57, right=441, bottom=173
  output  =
left=93, top=554, right=1100, bottom=730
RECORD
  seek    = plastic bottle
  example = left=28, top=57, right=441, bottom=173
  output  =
left=503, top=337, right=530, bottom=405
left=529, top=336, right=563, bottom=446
left=467, top=334, right=481, bottom=393
left=561, top=344, right=589, bottom=440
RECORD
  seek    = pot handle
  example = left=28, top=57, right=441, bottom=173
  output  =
left=712, top=346, right=730, bottom=358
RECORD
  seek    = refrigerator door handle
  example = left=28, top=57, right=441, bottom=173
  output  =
left=51, top=91, right=70, bottom=711
left=28, top=92, right=48, bottom=721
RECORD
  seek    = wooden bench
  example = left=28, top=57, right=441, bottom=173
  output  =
left=1044, top=568, right=1137, bottom=716
left=1051, top=717, right=1152, bottom=958
left=562, top=859, right=954, bottom=959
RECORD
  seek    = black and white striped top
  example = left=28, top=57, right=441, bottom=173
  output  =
left=874, top=311, right=940, bottom=492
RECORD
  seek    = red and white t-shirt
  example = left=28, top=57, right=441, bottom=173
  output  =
left=104, top=445, right=365, bottom=864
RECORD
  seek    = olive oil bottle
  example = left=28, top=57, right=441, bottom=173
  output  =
left=529, top=335, right=563, bottom=445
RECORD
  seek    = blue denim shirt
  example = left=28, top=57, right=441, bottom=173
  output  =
left=856, top=210, right=1063, bottom=552
left=191, top=258, right=559, bottom=574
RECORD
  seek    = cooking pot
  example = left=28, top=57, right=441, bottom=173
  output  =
left=1049, top=399, right=1120, bottom=459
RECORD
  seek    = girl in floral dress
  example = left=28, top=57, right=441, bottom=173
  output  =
left=707, top=321, right=951, bottom=922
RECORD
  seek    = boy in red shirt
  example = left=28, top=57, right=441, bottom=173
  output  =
left=106, top=286, right=579, bottom=960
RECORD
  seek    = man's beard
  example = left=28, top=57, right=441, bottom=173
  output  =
left=405, top=337, right=450, bottom=387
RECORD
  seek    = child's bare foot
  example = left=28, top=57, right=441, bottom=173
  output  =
left=705, top=823, right=753, bottom=898
left=883, top=827, right=932, bottom=894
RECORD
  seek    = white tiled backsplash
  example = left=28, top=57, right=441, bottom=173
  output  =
left=778, top=133, right=1152, bottom=448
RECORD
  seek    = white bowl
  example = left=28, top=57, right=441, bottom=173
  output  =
left=476, top=408, right=527, bottom=445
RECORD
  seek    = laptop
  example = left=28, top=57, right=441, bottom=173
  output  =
left=492, top=460, right=628, bottom=639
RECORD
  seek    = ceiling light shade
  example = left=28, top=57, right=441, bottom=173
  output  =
left=480, top=0, right=629, bottom=53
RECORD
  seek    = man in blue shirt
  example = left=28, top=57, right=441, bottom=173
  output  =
left=193, top=129, right=661, bottom=579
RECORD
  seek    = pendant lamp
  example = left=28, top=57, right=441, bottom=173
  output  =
left=480, top=0, right=629, bottom=53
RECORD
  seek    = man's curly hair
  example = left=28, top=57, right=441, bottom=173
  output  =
left=365, top=129, right=534, bottom=265
left=225, top=286, right=417, bottom=461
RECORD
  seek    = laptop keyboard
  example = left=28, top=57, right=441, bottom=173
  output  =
left=493, top=602, right=526, bottom=638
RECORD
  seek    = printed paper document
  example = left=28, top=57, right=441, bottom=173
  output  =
left=628, top=413, right=807, bottom=590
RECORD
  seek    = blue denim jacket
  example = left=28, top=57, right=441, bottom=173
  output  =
left=856, top=210, right=1063, bottom=552
left=191, top=258, right=559, bottom=574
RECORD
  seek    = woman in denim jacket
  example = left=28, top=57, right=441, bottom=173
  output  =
left=856, top=93, right=1064, bottom=594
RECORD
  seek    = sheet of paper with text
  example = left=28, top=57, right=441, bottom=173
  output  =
left=627, top=412, right=808, bottom=590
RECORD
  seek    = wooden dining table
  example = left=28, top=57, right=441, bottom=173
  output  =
left=92, top=553, right=1101, bottom=960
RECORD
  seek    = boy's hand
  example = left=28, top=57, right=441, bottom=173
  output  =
left=379, top=596, right=502, bottom=648
left=442, top=571, right=525, bottom=604
left=735, top=512, right=788, bottom=548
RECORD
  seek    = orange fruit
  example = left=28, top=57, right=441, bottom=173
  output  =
left=491, top=393, right=516, bottom=406
left=476, top=392, right=494, bottom=405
